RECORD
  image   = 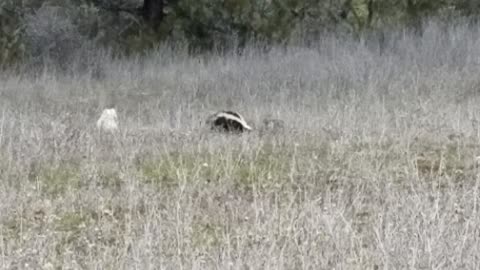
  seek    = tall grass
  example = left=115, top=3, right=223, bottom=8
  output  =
left=2, top=21, right=480, bottom=269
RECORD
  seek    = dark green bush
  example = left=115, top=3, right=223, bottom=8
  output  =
left=1, top=0, right=480, bottom=67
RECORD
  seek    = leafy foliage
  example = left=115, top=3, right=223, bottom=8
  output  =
left=1, top=0, right=480, bottom=66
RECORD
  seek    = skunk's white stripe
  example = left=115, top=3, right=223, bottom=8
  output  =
left=208, top=111, right=252, bottom=130
left=216, top=112, right=252, bottom=130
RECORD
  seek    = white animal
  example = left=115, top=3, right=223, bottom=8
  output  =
left=96, top=108, right=119, bottom=133
left=206, top=111, right=252, bottom=133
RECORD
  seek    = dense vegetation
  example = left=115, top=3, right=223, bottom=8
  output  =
left=1, top=0, right=480, bottom=67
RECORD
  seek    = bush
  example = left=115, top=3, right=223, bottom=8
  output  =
left=24, top=5, right=86, bottom=69
left=0, top=0, right=27, bottom=67
left=1, top=0, right=480, bottom=68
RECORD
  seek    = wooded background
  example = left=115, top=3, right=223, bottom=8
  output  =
left=1, top=0, right=479, bottom=67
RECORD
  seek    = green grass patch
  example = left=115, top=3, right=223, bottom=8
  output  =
left=138, top=143, right=296, bottom=192
left=38, top=164, right=82, bottom=197
left=55, top=212, right=88, bottom=233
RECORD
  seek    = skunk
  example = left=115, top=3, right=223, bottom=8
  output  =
left=206, top=111, right=252, bottom=133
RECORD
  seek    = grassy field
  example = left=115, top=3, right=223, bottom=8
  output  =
left=2, top=22, right=480, bottom=269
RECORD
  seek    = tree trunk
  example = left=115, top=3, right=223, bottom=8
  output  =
left=143, top=0, right=164, bottom=27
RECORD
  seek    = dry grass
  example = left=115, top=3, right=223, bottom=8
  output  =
left=2, top=22, right=480, bottom=269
